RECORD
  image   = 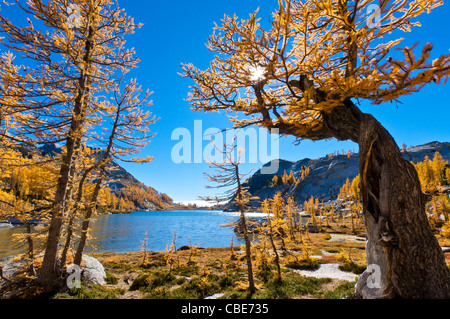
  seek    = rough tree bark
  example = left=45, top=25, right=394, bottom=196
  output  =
left=60, top=163, right=97, bottom=268
left=73, top=91, right=124, bottom=266
left=73, top=175, right=104, bottom=266
left=355, top=114, right=450, bottom=298
left=279, top=79, right=450, bottom=298
left=39, top=27, right=94, bottom=288
left=39, top=127, right=82, bottom=287
left=323, top=102, right=450, bottom=298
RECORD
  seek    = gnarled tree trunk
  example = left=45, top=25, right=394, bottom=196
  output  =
left=355, top=114, right=450, bottom=298
left=320, top=101, right=450, bottom=298
left=274, top=83, right=450, bottom=297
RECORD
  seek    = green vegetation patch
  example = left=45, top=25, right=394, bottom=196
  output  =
left=145, top=274, right=225, bottom=299
left=129, top=271, right=177, bottom=292
left=317, top=281, right=357, bottom=299
left=285, top=258, right=321, bottom=271
left=254, top=273, right=331, bottom=299
left=338, top=262, right=366, bottom=275
left=55, top=284, right=126, bottom=299
left=105, top=271, right=119, bottom=285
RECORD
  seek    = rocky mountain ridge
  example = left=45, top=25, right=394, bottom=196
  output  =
left=227, top=141, right=450, bottom=210
left=14, top=143, right=175, bottom=211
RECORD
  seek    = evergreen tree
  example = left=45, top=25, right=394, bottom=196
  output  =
left=282, top=170, right=289, bottom=184
left=285, top=196, right=298, bottom=237
left=300, top=166, right=310, bottom=181
left=446, top=167, right=450, bottom=185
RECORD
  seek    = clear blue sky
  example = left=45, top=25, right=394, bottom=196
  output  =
left=3, top=1, right=450, bottom=204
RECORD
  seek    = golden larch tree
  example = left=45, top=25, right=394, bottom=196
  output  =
left=0, top=0, right=151, bottom=288
left=182, top=0, right=450, bottom=298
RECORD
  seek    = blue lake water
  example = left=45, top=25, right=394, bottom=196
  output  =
left=0, top=210, right=256, bottom=258
left=88, top=210, right=246, bottom=253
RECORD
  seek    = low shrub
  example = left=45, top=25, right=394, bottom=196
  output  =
left=105, top=271, right=118, bottom=285
left=67, top=284, right=124, bottom=299
left=338, top=262, right=366, bottom=275
left=129, top=271, right=176, bottom=292
left=285, top=258, right=320, bottom=271
left=254, top=273, right=331, bottom=299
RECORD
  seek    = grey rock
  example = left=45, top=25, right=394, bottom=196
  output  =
left=0, top=255, right=106, bottom=287
left=67, top=255, right=107, bottom=286
left=80, top=255, right=107, bottom=285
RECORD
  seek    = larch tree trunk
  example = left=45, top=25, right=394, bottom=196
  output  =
left=235, top=166, right=256, bottom=295
left=39, top=131, right=81, bottom=287
left=73, top=94, right=123, bottom=266
left=73, top=175, right=104, bottom=266
left=267, top=217, right=282, bottom=281
left=60, top=163, right=96, bottom=268
left=274, top=79, right=450, bottom=298
left=238, top=210, right=257, bottom=295
left=355, top=114, right=450, bottom=298
left=319, top=100, right=450, bottom=298
left=39, top=27, right=94, bottom=288
left=24, top=221, right=36, bottom=277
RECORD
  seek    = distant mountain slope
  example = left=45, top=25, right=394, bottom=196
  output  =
left=228, top=141, right=450, bottom=210
left=15, top=143, right=175, bottom=211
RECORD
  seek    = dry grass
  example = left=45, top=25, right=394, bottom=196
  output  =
left=84, top=229, right=366, bottom=300
left=6, top=217, right=449, bottom=299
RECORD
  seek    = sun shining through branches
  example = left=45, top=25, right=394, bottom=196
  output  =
left=181, top=0, right=450, bottom=141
